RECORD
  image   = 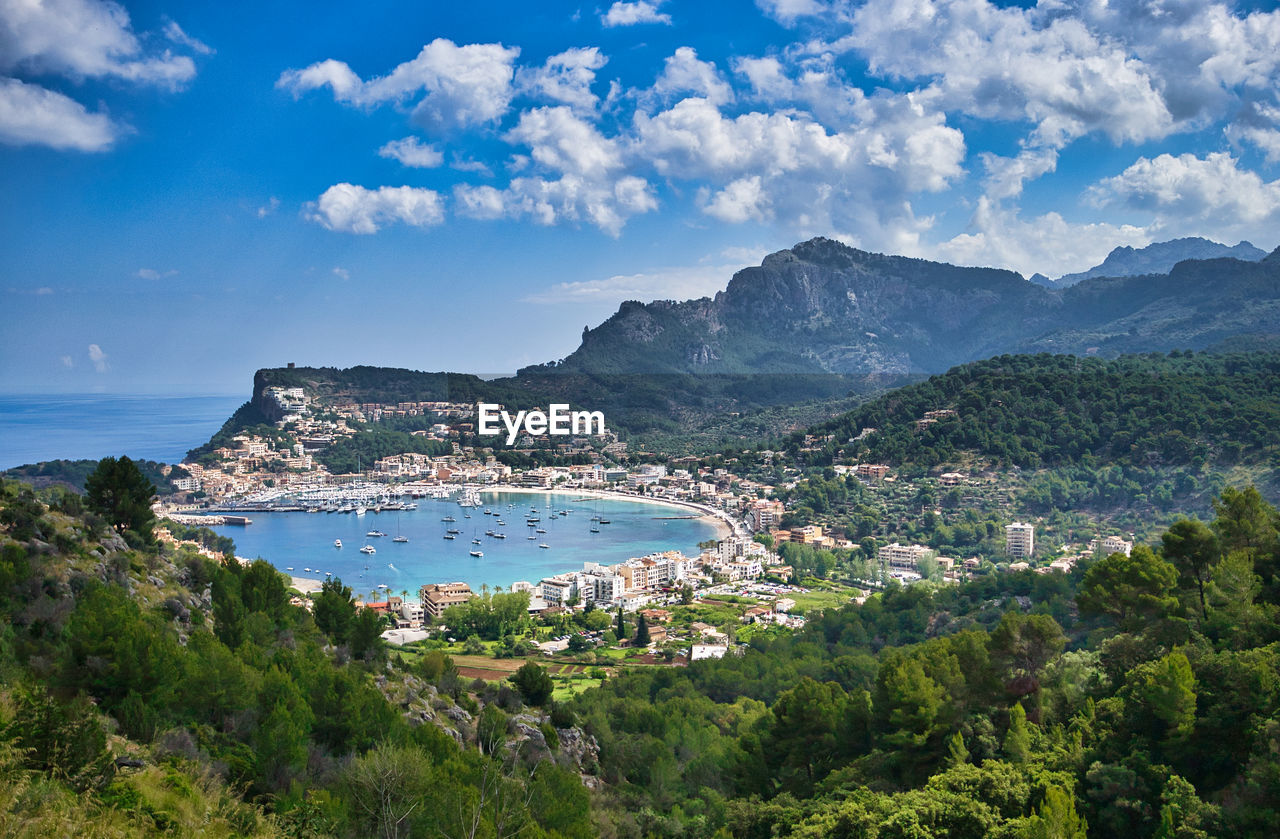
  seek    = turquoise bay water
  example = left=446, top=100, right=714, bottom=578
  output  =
left=205, top=491, right=719, bottom=596
left=0, top=394, right=244, bottom=470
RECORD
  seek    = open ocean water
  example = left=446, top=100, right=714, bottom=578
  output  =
left=204, top=490, right=721, bottom=595
left=0, top=394, right=245, bottom=470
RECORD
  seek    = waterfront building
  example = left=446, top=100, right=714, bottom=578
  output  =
left=419, top=582, right=474, bottom=619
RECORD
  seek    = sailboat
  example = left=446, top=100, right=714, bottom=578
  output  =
left=393, top=513, right=408, bottom=543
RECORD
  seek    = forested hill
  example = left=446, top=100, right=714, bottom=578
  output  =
left=785, top=350, right=1280, bottom=472
left=537, top=236, right=1280, bottom=376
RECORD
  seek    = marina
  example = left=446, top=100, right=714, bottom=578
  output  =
left=201, top=489, right=720, bottom=596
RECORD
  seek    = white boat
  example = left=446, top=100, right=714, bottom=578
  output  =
left=286, top=566, right=294, bottom=571
left=334, top=539, right=342, bottom=548
left=443, top=534, right=456, bottom=540
left=470, top=550, right=483, bottom=557
left=538, top=544, right=550, bottom=549
left=360, top=545, right=376, bottom=554
left=393, top=535, right=408, bottom=543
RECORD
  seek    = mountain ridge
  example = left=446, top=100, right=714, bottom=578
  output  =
left=539, top=236, right=1280, bottom=377
left=1049, top=236, right=1267, bottom=287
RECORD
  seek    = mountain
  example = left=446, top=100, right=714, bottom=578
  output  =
left=1051, top=237, right=1267, bottom=286
left=537, top=237, right=1280, bottom=377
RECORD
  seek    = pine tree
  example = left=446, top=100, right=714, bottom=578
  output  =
left=85, top=455, right=156, bottom=541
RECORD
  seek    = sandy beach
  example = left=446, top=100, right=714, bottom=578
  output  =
left=484, top=485, right=739, bottom=540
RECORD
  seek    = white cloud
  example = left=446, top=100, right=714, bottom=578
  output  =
left=136, top=268, right=176, bottom=280
left=703, top=176, right=770, bottom=223
left=35, top=286, right=52, bottom=295
left=632, top=93, right=964, bottom=239
left=257, top=196, right=280, bottom=218
left=979, top=147, right=1059, bottom=202
left=450, top=156, right=493, bottom=176
left=733, top=54, right=866, bottom=123
left=1227, top=100, right=1280, bottom=163
left=87, top=343, right=107, bottom=373
left=518, top=47, right=607, bottom=110
left=651, top=47, right=734, bottom=107
left=60, top=354, right=73, bottom=368
left=332, top=266, right=350, bottom=280
left=601, top=1, right=672, bottom=27
left=506, top=105, right=622, bottom=177
left=934, top=196, right=1149, bottom=278
left=455, top=174, right=657, bottom=236
left=847, top=0, right=1173, bottom=149
left=524, top=261, right=740, bottom=304
left=755, top=0, right=827, bottom=25
left=162, top=20, right=213, bottom=56
left=0, top=76, right=117, bottom=150
left=378, top=136, right=444, bottom=168
left=277, top=38, right=520, bottom=132
left=1087, top=152, right=1280, bottom=226
left=305, top=183, right=445, bottom=234
left=0, top=0, right=196, bottom=90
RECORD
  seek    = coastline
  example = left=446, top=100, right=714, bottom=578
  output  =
left=482, top=485, right=739, bottom=541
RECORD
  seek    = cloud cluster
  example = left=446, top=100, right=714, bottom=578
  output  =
left=284, top=2, right=1280, bottom=277
left=0, top=0, right=205, bottom=151
left=305, top=184, right=445, bottom=234
left=601, top=1, right=672, bottom=27
left=378, top=136, right=444, bottom=168
left=277, top=38, right=519, bottom=132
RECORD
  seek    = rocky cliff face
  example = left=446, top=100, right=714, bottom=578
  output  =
left=555, top=237, right=1280, bottom=376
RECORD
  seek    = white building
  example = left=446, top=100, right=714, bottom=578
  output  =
left=1006, top=522, right=1035, bottom=559
left=879, top=543, right=932, bottom=570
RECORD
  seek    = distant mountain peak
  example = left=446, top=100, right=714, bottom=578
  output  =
left=1051, top=237, right=1267, bottom=286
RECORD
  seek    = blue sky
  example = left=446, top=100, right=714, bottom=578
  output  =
left=3, top=0, right=1280, bottom=394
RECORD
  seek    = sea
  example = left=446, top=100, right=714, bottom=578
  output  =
left=0, top=394, right=245, bottom=470
left=202, top=490, right=721, bottom=596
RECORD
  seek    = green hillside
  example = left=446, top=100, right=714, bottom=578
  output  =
left=790, top=350, right=1280, bottom=474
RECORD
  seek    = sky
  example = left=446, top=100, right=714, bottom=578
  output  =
left=3, top=0, right=1280, bottom=395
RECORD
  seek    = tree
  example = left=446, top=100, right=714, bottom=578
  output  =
left=350, top=607, right=387, bottom=662
left=510, top=661, right=553, bottom=706
left=1212, top=485, right=1277, bottom=556
left=313, top=577, right=356, bottom=644
left=343, top=743, right=435, bottom=839
left=988, top=611, right=1066, bottom=698
left=634, top=613, right=650, bottom=646
left=1077, top=546, right=1178, bottom=630
left=85, top=455, right=156, bottom=541
left=1021, top=786, right=1088, bottom=839
left=1003, top=702, right=1030, bottom=763
left=615, top=607, right=627, bottom=641
left=1162, top=519, right=1220, bottom=619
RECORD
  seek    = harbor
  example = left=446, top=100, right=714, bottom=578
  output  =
left=199, top=489, right=721, bottom=598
